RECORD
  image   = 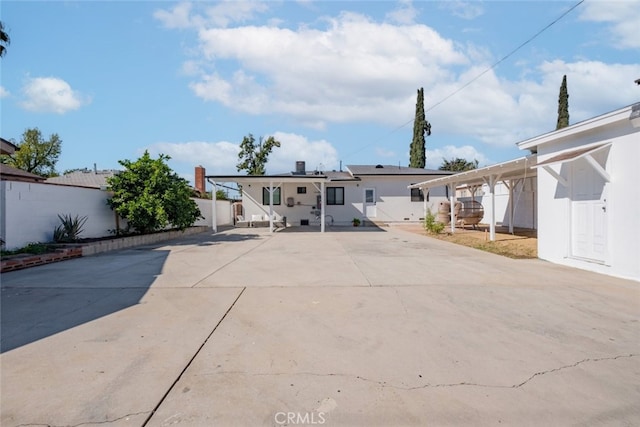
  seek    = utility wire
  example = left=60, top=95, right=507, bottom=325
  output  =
left=343, top=0, right=585, bottom=160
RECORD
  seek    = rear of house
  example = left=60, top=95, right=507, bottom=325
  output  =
left=209, top=162, right=452, bottom=228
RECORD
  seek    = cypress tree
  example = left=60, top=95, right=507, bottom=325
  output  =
left=409, top=87, right=431, bottom=168
left=556, top=75, right=569, bottom=130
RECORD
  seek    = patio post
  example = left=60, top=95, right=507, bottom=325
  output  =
left=320, top=181, right=325, bottom=233
left=489, top=175, right=496, bottom=241
left=269, top=180, right=274, bottom=233
left=449, top=183, right=456, bottom=234
left=211, top=180, right=218, bottom=234
left=507, top=180, right=514, bottom=234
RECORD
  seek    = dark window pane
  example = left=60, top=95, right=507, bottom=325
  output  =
left=262, top=187, right=281, bottom=205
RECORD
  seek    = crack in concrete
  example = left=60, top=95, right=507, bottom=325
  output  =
left=15, top=411, right=150, bottom=427
left=203, top=353, right=638, bottom=391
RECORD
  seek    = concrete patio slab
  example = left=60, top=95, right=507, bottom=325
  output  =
left=1, top=227, right=638, bottom=426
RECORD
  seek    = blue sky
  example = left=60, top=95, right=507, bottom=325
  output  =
left=2, top=0, right=639, bottom=184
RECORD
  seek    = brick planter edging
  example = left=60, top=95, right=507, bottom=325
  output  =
left=81, top=226, right=211, bottom=256
left=1, top=247, right=83, bottom=272
left=1, top=226, right=211, bottom=272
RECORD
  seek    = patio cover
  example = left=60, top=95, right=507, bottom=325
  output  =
left=205, top=174, right=343, bottom=233
left=409, top=155, right=538, bottom=241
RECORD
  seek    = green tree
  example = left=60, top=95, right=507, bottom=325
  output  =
left=439, top=157, right=479, bottom=172
left=107, top=151, right=202, bottom=234
left=236, top=134, right=281, bottom=175
left=409, top=87, right=432, bottom=168
left=0, top=128, right=62, bottom=177
left=556, top=74, right=569, bottom=130
left=0, top=21, right=10, bottom=58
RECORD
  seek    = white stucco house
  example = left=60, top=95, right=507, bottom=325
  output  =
left=207, top=162, right=453, bottom=231
left=518, top=103, right=640, bottom=281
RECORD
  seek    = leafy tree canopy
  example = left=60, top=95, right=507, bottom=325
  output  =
left=0, top=128, right=62, bottom=177
left=0, top=21, right=10, bottom=58
left=236, top=134, right=281, bottom=175
left=107, top=151, right=202, bottom=234
left=439, top=157, right=479, bottom=172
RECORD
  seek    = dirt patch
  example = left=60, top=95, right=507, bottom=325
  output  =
left=396, top=223, right=537, bottom=259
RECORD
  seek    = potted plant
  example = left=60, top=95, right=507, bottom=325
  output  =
left=352, top=217, right=361, bottom=227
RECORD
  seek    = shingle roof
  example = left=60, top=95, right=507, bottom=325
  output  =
left=0, top=165, right=46, bottom=182
left=1, top=138, right=18, bottom=155
left=346, top=164, right=453, bottom=176
left=45, top=170, right=119, bottom=188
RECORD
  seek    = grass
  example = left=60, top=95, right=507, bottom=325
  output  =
left=1, top=242, right=54, bottom=257
left=400, top=224, right=538, bottom=259
left=433, top=233, right=537, bottom=259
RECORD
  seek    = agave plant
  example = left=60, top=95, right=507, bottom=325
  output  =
left=53, top=214, right=88, bottom=243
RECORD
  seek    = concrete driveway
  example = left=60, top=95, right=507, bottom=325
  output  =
left=1, top=227, right=638, bottom=426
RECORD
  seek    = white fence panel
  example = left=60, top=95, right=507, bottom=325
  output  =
left=1, top=182, right=229, bottom=250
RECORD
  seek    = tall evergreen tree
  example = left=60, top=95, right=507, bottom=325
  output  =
left=409, top=87, right=431, bottom=168
left=556, top=75, right=569, bottom=130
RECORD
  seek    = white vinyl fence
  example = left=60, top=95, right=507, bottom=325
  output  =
left=0, top=181, right=231, bottom=250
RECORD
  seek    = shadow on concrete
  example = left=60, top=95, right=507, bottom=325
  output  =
left=0, top=250, right=171, bottom=353
left=279, top=225, right=388, bottom=233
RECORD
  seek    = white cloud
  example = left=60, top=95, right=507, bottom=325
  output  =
left=579, top=0, right=640, bottom=49
left=424, top=60, right=640, bottom=147
left=426, top=145, right=490, bottom=170
left=145, top=132, right=339, bottom=176
left=157, top=3, right=639, bottom=152
left=154, top=1, right=268, bottom=30
left=153, top=2, right=195, bottom=29
left=0, top=86, right=9, bottom=98
left=386, top=0, right=419, bottom=25
left=186, top=12, right=467, bottom=128
left=20, top=77, right=89, bottom=114
left=440, top=1, right=484, bottom=20
left=146, top=140, right=240, bottom=175
left=268, top=132, right=339, bottom=173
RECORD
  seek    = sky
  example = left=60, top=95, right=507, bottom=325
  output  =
left=1, top=0, right=639, bottom=184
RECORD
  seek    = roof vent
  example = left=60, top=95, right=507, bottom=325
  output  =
left=375, top=164, right=384, bottom=169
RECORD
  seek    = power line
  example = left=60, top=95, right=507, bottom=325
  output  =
left=343, top=0, right=585, bottom=160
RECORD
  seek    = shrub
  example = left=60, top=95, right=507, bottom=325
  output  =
left=53, top=214, right=88, bottom=242
left=107, top=151, right=202, bottom=234
left=424, top=209, right=445, bottom=234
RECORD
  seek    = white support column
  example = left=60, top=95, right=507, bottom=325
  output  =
left=489, top=174, right=496, bottom=241
left=506, top=180, right=514, bottom=234
left=320, top=181, right=325, bottom=233
left=211, top=180, right=218, bottom=233
left=269, top=180, right=274, bottom=233
left=449, top=183, right=456, bottom=234
left=423, top=189, right=428, bottom=223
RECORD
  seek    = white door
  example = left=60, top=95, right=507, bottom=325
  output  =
left=364, top=188, right=376, bottom=218
left=571, top=156, right=608, bottom=262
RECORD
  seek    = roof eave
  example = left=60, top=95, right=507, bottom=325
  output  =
left=517, top=104, right=634, bottom=151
